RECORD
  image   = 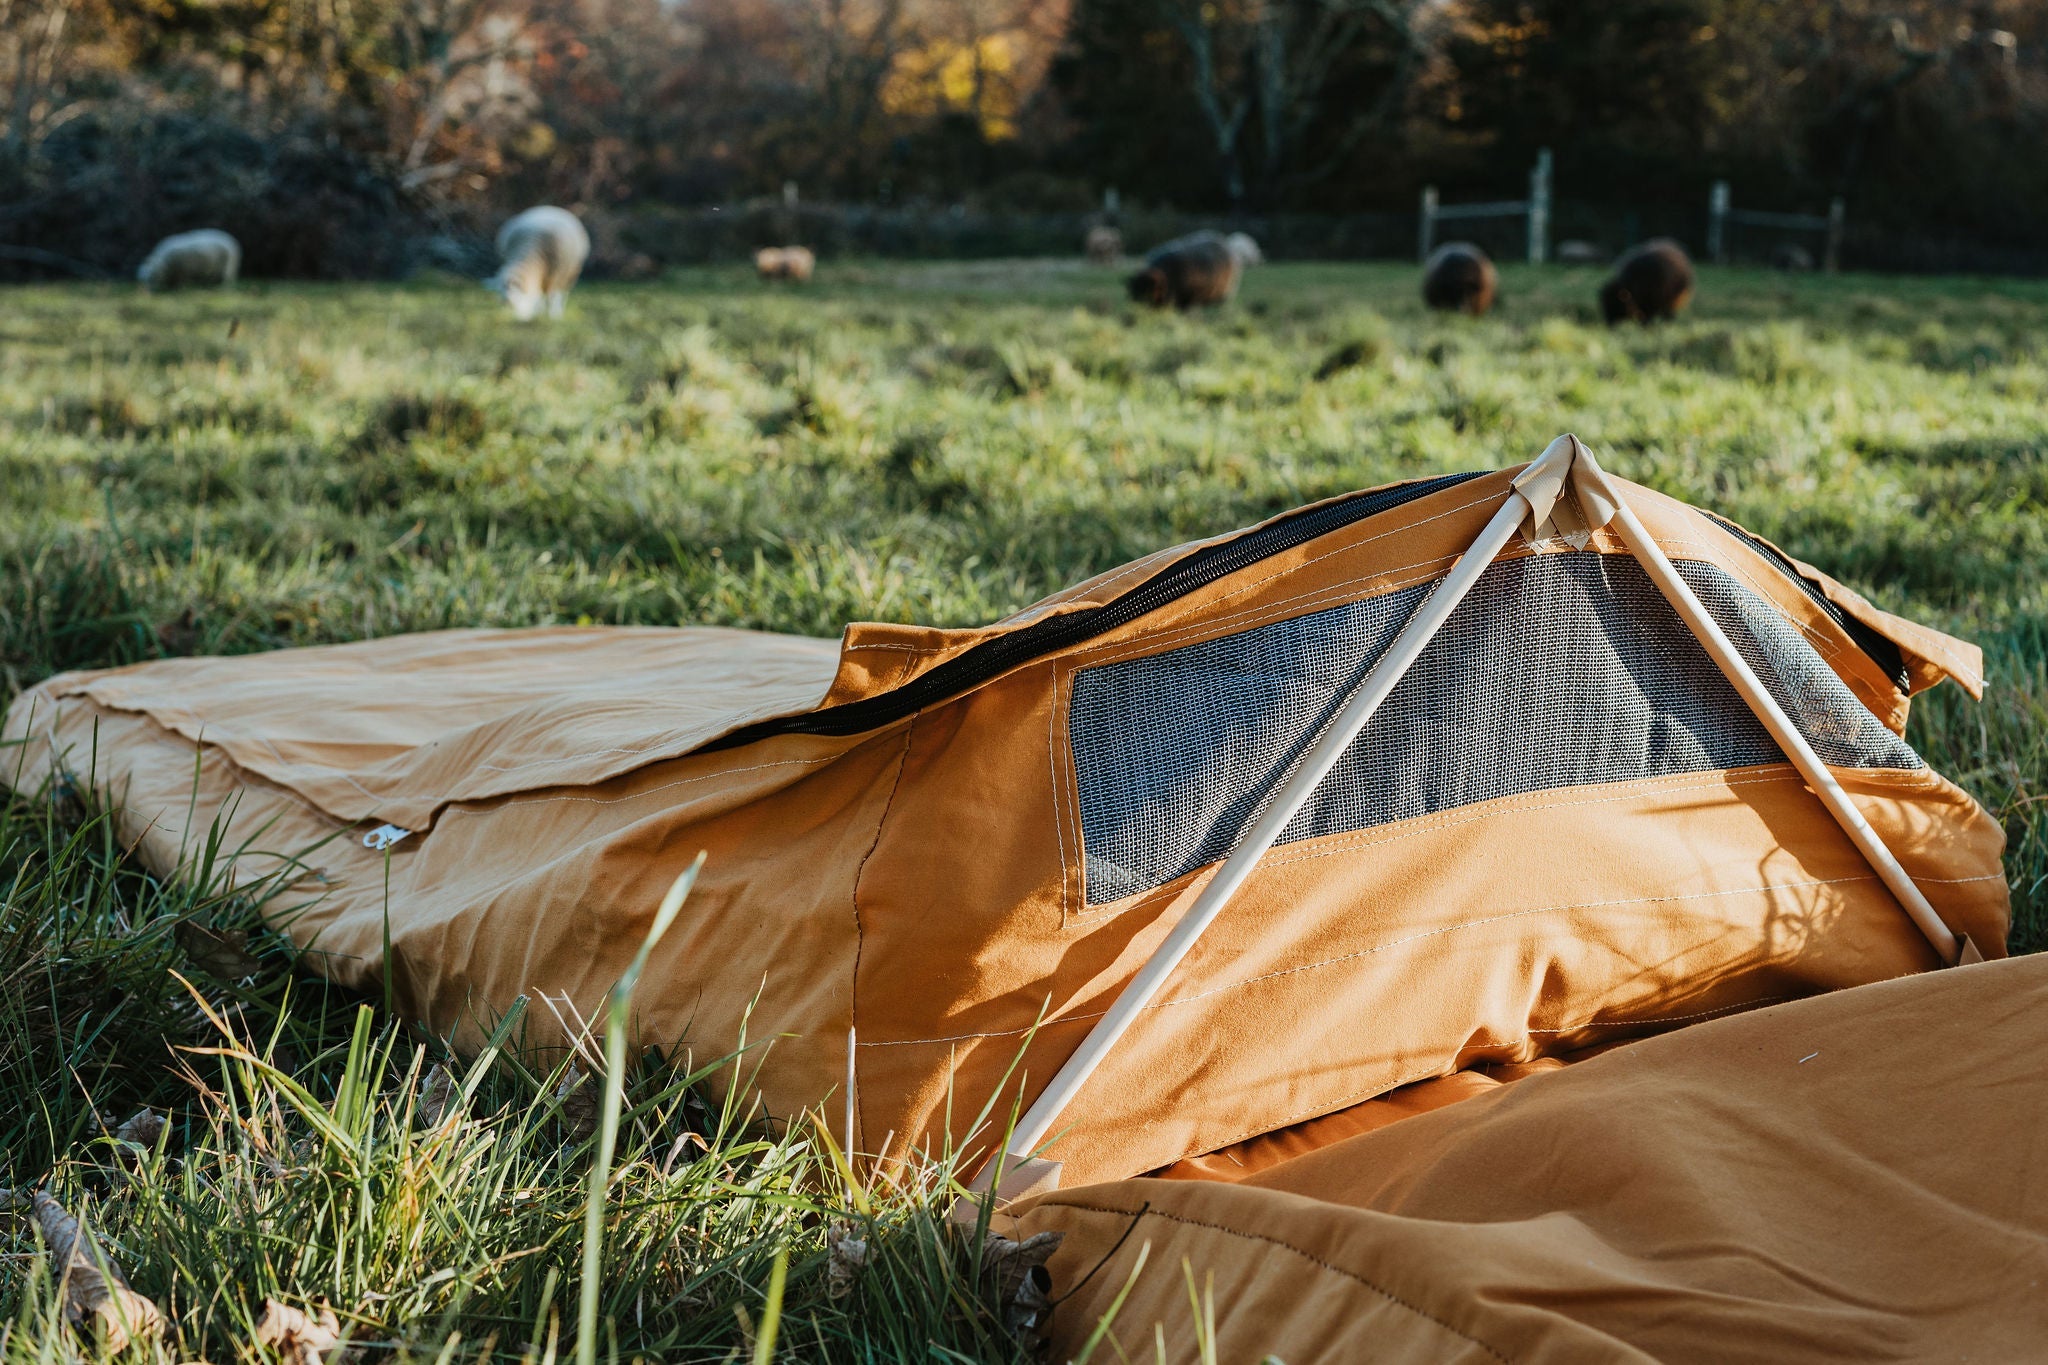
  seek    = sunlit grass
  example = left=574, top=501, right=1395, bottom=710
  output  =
left=2, top=261, right=2044, bottom=1359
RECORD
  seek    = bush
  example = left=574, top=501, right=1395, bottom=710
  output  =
left=0, top=109, right=427, bottom=282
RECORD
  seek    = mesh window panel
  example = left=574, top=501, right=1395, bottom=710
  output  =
left=1070, top=552, right=1920, bottom=905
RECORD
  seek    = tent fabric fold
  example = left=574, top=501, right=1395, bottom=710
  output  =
left=1015, top=952, right=2048, bottom=1363
left=1, top=454, right=2010, bottom=1190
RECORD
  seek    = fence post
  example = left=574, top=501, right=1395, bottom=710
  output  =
left=1418, top=186, right=1438, bottom=262
left=1824, top=197, right=1845, bottom=273
left=1708, top=180, right=1729, bottom=264
left=1104, top=186, right=1120, bottom=219
left=777, top=181, right=800, bottom=243
left=1527, top=148, right=1552, bottom=264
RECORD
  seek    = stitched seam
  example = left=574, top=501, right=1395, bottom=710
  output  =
left=474, top=739, right=698, bottom=773
left=1526, top=994, right=1791, bottom=1032
left=434, top=756, right=834, bottom=820
left=857, top=873, right=1873, bottom=1047
left=1132, top=485, right=1505, bottom=636
left=1072, top=767, right=1807, bottom=920
left=1015, top=478, right=1474, bottom=629
left=847, top=719, right=915, bottom=1153
left=1149, top=993, right=1800, bottom=1158
left=1152, top=875, right=1877, bottom=1010
left=1065, top=545, right=1490, bottom=669
left=1043, top=1201, right=1514, bottom=1363
left=1077, top=540, right=1852, bottom=681
left=1058, top=536, right=1887, bottom=744
left=1251, top=770, right=1803, bottom=873
left=1051, top=543, right=1191, bottom=605
left=1049, top=669, right=1073, bottom=922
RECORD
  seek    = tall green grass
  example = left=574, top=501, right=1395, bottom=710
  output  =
left=0, top=785, right=1062, bottom=1363
left=3, top=262, right=2045, bottom=1359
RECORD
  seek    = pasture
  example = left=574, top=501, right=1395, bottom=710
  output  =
left=3, top=260, right=2046, bottom=1362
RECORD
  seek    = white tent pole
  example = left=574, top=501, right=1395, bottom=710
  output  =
left=987, top=486, right=1537, bottom=1176
left=1599, top=491, right=1964, bottom=966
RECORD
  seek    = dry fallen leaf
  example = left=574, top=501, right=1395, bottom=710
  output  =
left=22, top=1189, right=164, bottom=1351
left=554, top=1062, right=597, bottom=1141
left=824, top=1218, right=869, bottom=1300
left=175, top=920, right=264, bottom=981
left=983, top=1229, right=1062, bottom=1353
left=254, top=1297, right=355, bottom=1365
left=416, top=1063, right=457, bottom=1129
left=114, top=1109, right=165, bottom=1149
left=89, top=1108, right=166, bottom=1167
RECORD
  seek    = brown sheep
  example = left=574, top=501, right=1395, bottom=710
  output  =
left=1422, top=242, right=1497, bottom=316
left=1599, top=239, right=1695, bottom=325
left=755, top=246, right=816, bottom=282
left=1085, top=225, right=1124, bottom=265
left=1126, top=230, right=1257, bottom=310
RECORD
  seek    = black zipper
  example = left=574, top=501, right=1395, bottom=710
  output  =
left=1704, top=513, right=1909, bottom=690
left=704, top=474, right=1908, bottom=753
left=703, top=471, right=1488, bottom=749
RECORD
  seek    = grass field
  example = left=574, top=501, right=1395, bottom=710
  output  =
left=3, top=260, right=2046, bottom=1362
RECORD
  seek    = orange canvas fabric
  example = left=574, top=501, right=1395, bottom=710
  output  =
left=1, top=459, right=2009, bottom=1187
left=1017, top=953, right=2048, bottom=1363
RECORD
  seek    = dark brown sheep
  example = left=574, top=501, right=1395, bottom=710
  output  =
left=1422, top=242, right=1497, bottom=316
left=1599, top=239, right=1695, bottom=325
left=1126, top=231, right=1255, bottom=310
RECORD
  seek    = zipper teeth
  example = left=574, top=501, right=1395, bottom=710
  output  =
left=1703, top=513, right=1908, bottom=688
left=705, top=471, right=1487, bottom=749
left=705, top=476, right=1905, bottom=753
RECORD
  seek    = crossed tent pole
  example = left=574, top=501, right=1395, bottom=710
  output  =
left=967, top=433, right=1973, bottom=1206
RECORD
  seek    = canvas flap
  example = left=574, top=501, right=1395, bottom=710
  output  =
left=1786, top=555, right=1986, bottom=699
left=819, top=475, right=1483, bottom=710
left=27, top=625, right=839, bottom=831
left=1017, top=955, right=2048, bottom=1364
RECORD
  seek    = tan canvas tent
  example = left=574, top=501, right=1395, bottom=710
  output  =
left=2, top=438, right=2008, bottom=1195
left=1015, top=950, right=2048, bottom=1363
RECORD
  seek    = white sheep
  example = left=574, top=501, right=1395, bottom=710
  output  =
left=487, top=206, right=590, bottom=320
left=137, top=230, right=241, bottom=292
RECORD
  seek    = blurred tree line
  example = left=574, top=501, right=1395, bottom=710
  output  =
left=1, top=0, right=2043, bottom=276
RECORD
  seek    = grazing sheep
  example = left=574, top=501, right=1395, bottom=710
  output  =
left=755, top=246, right=816, bottom=282
left=1126, top=230, right=1259, bottom=310
left=1554, top=239, right=1605, bottom=265
left=1422, top=242, right=1497, bottom=316
left=1599, top=238, right=1695, bottom=325
left=1225, top=231, right=1264, bottom=266
left=1085, top=225, right=1123, bottom=265
left=137, top=230, right=241, bottom=292
left=1772, top=243, right=1815, bottom=272
left=487, top=206, right=589, bottom=320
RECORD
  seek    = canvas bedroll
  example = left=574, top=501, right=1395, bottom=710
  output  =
left=2, top=439, right=2009, bottom=1205
left=1014, top=949, right=2048, bottom=1362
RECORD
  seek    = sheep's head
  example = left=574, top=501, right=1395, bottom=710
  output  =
left=1598, top=279, right=1637, bottom=326
left=486, top=272, right=544, bottom=321
left=1126, top=267, right=1170, bottom=307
